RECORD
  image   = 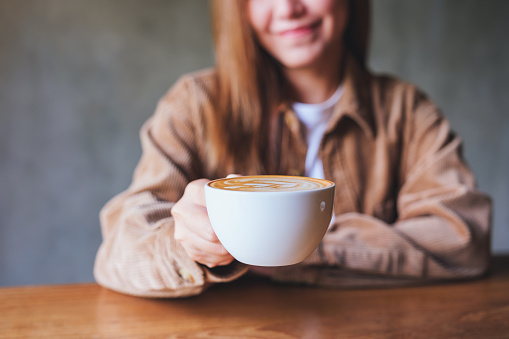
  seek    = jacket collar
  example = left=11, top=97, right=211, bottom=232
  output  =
left=276, top=52, right=376, bottom=140
left=327, top=53, right=375, bottom=139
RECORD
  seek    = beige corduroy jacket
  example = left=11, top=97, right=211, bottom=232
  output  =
left=94, top=56, right=492, bottom=298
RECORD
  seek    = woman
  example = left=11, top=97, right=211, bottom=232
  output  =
left=94, top=0, right=492, bottom=297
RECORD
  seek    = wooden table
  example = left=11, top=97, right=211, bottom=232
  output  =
left=1, top=257, right=508, bottom=338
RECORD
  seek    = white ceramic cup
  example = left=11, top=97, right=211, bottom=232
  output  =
left=204, top=175, right=335, bottom=266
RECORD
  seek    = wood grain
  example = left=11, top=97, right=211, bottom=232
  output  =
left=1, top=256, right=508, bottom=338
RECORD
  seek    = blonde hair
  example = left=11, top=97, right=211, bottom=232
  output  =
left=207, top=0, right=370, bottom=175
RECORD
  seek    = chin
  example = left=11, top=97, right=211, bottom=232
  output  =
left=275, top=45, right=326, bottom=70
left=278, top=54, right=322, bottom=69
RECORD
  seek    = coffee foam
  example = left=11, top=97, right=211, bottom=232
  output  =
left=208, top=176, right=333, bottom=192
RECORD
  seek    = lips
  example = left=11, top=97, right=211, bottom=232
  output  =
left=277, top=19, right=322, bottom=38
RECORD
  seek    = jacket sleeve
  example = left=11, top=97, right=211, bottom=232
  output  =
left=93, top=76, right=247, bottom=298
left=268, top=91, right=492, bottom=287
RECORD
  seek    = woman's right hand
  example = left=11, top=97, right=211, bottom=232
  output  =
left=172, top=179, right=235, bottom=268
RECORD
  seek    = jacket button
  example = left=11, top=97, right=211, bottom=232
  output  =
left=285, top=114, right=293, bottom=126
left=178, top=268, right=195, bottom=283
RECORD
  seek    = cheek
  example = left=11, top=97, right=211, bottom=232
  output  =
left=247, top=1, right=271, bottom=36
left=246, top=1, right=278, bottom=57
left=302, top=0, right=340, bottom=16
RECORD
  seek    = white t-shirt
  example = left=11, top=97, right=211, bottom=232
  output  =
left=293, top=85, right=343, bottom=228
left=292, top=84, right=344, bottom=179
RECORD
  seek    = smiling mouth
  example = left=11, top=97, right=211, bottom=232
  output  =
left=278, top=20, right=322, bottom=38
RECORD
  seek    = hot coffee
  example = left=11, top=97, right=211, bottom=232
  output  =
left=205, top=175, right=335, bottom=266
left=208, top=175, right=333, bottom=192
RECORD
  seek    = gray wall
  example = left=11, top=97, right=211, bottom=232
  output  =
left=1, top=0, right=507, bottom=286
left=369, top=0, right=509, bottom=255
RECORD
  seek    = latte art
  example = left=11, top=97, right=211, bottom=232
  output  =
left=209, top=175, right=333, bottom=192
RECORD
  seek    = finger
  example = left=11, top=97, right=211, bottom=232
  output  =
left=212, top=255, right=235, bottom=268
left=184, top=247, right=235, bottom=268
left=179, top=224, right=229, bottom=257
left=174, top=206, right=233, bottom=267
left=184, top=178, right=209, bottom=207
left=181, top=204, right=219, bottom=243
left=173, top=198, right=219, bottom=243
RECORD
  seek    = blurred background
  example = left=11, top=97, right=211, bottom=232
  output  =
left=1, top=0, right=508, bottom=286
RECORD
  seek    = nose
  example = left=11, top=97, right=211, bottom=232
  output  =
left=274, top=0, right=306, bottom=19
